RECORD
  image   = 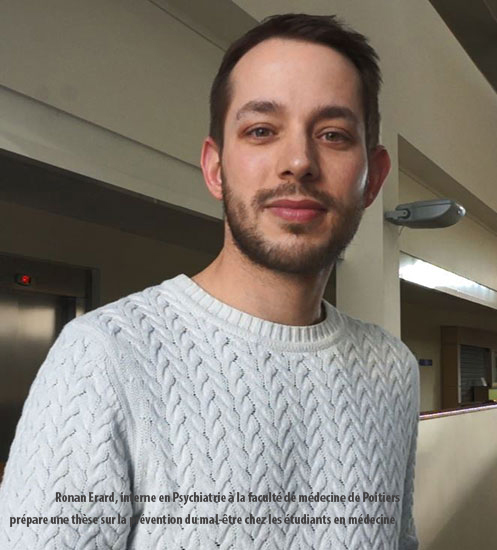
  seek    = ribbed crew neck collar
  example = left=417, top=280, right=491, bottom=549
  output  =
left=163, top=274, right=344, bottom=351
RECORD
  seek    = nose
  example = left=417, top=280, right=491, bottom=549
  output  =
left=276, top=132, right=320, bottom=182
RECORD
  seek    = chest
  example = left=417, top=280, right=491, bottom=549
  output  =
left=141, top=346, right=408, bottom=492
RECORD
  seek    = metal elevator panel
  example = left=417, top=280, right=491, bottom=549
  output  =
left=0, top=288, right=72, bottom=461
left=0, top=253, right=93, bottom=464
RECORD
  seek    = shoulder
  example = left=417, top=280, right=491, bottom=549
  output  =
left=66, top=275, right=186, bottom=350
left=76, top=279, right=171, bottom=335
left=334, top=307, right=419, bottom=391
left=333, top=308, right=420, bottom=428
left=49, top=276, right=194, bottom=397
left=21, top=279, right=175, bottom=413
left=75, top=276, right=190, bottom=341
left=337, top=308, right=415, bottom=361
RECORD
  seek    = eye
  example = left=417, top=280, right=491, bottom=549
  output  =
left=321, top=130, right=349, bottom=142
left=247, top=127, right=273, bottom=138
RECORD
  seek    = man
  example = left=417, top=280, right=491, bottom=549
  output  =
left=0, top=13, right=419, bottom=550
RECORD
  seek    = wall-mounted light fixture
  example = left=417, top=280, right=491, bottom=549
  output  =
left=384, top=199, right=465, bottom=228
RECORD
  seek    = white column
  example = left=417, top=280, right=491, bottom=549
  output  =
left=336, top=129, right=401, bottom=336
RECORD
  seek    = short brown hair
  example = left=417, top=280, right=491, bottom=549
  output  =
left=209, top=13, right=382, bottom=153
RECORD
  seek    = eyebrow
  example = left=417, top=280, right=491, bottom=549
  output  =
left=309, top=105, right=360, bottom=127
left=235, top=100, right=283, bottom=120
left=235, top=100, right=360, bottom=127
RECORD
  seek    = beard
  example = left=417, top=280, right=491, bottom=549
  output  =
left=221, top=174, right=365, bottom=276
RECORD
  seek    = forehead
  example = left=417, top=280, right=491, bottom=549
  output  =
left=227, top=38, right=364, bottom=122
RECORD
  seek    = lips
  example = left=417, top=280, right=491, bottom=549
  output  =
left=266, top=198, right=327, bottom=222
left=267, top=199, right=327, bottom=210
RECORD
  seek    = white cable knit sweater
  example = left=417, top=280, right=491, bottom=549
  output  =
left=0, top=274, right=419, bottom=549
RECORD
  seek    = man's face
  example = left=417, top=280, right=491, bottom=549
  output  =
left=218, top=38, right=371, bottom=275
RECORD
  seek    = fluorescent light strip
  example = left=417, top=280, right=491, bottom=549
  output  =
left=399, top=253, right=497, bottom=310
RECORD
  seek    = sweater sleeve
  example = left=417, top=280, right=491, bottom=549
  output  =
left=398, top=353, right=420, bottom=550
left=0, top=321, right=134, bottom=549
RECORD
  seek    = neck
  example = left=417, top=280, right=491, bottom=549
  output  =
left=192, top=244, right=332, bottom=327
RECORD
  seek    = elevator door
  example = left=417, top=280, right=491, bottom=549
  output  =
left=0, top=288, right=73, bottom=463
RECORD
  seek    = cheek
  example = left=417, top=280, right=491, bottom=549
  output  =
left=323, top=154, right=368, bottom=200
left=224, top=145, right=272, bottom=187
left=222, top=154, right=263, bottom=209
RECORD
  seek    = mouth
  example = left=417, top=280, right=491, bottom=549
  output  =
left=265, top=198, right=327, bottom=223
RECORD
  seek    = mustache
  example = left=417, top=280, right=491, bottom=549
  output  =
left=253, top=182, right=340, bottom=211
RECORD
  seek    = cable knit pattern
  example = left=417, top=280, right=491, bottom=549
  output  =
left=0, top=274, right=419, bottom=549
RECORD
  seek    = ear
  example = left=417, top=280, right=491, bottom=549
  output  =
left=200, top=136, right=223, bottom=201
left=363, top=145, right=391, bottom=208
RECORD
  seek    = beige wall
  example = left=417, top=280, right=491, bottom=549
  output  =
left=0, top=0, right=218, bottom=168
left=0, top=200, right=215, bottom=305
left=401, top=297, right=497, bottom=412
left=415, top=408, right=497, bottom=550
